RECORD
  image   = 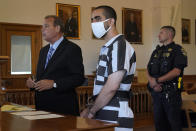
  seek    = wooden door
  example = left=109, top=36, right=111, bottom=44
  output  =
left=0, top=23, right=42, bottom=89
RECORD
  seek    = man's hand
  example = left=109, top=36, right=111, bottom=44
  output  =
left=87, top=110, right=95, bottom=119
left=34, top=79, right=54, bottom=92
left=149, top=77, right=162, bottom=92
left=149, top=77, right=157, bottom=88
left=131, top=32, right=135, bottom=35
left=26, top=77, right=35, bottom=88
left=147, top=72, right=159, bottom=88
left=153, top=84, right=162, bottom=92
left=80, top=108, right=90, bottom=118
left=80, top=108, right=95, bottom=119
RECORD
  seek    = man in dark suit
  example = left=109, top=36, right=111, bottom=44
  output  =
left=26, top=15, right=84, bottom=115
left=64, top=9, right=78, bottom=37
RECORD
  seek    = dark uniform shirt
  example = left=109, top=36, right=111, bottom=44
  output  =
left=148, top=42, right=187, bottom=87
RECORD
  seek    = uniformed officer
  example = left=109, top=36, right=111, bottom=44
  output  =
left=147, top=26, right=188, bottom=131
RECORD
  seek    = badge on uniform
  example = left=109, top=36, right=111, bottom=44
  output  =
left=168, top=48, right=173, bottom=52
left=163, top=52, right=170, bottom=57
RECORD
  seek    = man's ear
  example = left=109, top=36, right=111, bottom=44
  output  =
left=56, top=25, right=61, bottom=33
left=110, top=18, right=115, bottom=26
left=168, top=31, right=173, bottom=38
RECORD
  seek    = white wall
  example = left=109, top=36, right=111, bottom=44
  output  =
left=182, top=0, right=196, bottom=75
left=0, top=0, right=195, bottom=75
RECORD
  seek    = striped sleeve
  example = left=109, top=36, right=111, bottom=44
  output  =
left=108, top=38, right=136, bottom=76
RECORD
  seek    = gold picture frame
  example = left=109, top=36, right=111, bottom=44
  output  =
left=56, top=3, right=80, bottom=39
left=182, top=19, right=191, bottom=44
left=122, top=8, right=142, bottom=44
left=195, top=20, right=196, bottom=45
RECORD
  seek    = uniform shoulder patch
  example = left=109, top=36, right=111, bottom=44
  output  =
left=168, top=48, right=173, bottom=52
left=181, top=47, right=187, bottom=56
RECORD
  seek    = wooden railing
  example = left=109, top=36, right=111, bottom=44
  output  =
left=131, top=83, right=152, bottom=113
left=0, top=89, right=34, bottom=105
left=131, top=83, right=153, bottom=121
left=0, top=84, right=152, bottom=115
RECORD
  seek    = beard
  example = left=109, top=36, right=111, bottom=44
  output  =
left=101, top=33, right=107, bottom=39
left=100, top=25, right=110, bottom=39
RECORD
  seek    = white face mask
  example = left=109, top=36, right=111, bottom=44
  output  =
left=91, top=19, right=111, bottom=38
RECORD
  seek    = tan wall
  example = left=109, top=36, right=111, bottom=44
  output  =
left=182, top=0, right=196, bottom=74
left=0, top=0, right=195, bottom=75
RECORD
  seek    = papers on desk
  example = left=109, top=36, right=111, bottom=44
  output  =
left=22, top=114, right=64, bottom=120
left=11, top=110, right=64, bottom=120
left=1, top=104, right=64, bottom=120
left=11, top=111, right=50, bottom=116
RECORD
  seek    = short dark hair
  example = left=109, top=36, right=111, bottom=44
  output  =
left=94, top=6, right=117, bottom=25
left=45, top=15, right=64, bottom=33
left=161, top=25, right=176, bottom=38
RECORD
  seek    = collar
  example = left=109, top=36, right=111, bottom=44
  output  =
left=50, top=36, right=64, bottom=50
left=104, top=34, right=122, bottom=47
left=162, top=41, right=175, bottom=48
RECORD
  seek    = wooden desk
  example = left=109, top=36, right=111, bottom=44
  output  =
left=182, top=94, right=196, bottom=101
left=1, top=111, right=117, bottom=131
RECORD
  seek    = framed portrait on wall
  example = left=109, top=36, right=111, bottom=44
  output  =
left=182, top=18, right=190, bottom=44
left=56, top=3, right=80, bottom=39
left=122, top=8, right=142, bottom=44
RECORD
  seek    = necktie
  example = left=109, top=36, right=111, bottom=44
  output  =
left=45, top=46, right=54, bottom=68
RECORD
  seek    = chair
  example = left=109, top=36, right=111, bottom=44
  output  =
left=76, top=86, right=93, bottom=112
left=85, top=75, right=95, bottom=86
left=182, top=95, right=196, bottom=131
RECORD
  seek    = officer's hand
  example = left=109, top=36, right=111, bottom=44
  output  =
left=153, top=85, right=162, bottom=92
left=149, top=78, right=157, bottom=88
